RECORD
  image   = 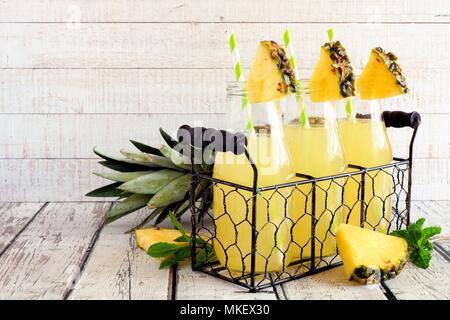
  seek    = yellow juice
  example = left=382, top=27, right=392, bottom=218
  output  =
left=213, top=134, right=295, bottom=273
left=284, top=124, right=346, bottom=259
left=338, top=118, right=393, bottom=232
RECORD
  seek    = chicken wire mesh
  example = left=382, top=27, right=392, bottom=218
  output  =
left=182, top=110, right=420, bottom=292
left=189, top=160, right=410, bottom=291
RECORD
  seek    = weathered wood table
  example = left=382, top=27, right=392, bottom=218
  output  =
left=0, top=201, right=449, bottom=300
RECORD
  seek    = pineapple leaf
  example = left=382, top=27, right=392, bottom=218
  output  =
left=160, top=144, right=191, bottom=171
left=105, top=194, right=152, bottom=224
left=120, top=150, right=182, bottom=171
left=94, top=147, right=155, bottom=170
left=148, top=174, right=192, bottom=208
left=154, top=205, right=176, bottom=226
left=159, top=128, right=179, bottom=149
left=118, top=169, right=185, bottom=194
left=85, top=182, right=122, bottom=197
left=175, top=179, right=211, bottom=216
left=125, top=207, right=164, bottom=233
left=94, top=171, right=152, bottom=182
left=130, top=139, right=163, bottom=156
left=98, top=161, right=141, bottom=172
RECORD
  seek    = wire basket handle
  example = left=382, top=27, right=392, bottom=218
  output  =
left=176, top=125, right=247, bottom=155
left=382, top=111, right=421, bottom=226
left=383, top=111, right=421, bottom=129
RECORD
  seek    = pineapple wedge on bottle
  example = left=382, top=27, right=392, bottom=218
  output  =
left=357, top=47, right=408, bottom=100
left=247, top=40, right=298, bottom=103
left=310, top=40, right=355, bottom=102
left=336, top=224, right=408, bottom=284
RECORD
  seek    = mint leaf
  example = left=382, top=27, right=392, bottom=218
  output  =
left=421, top=226, right=442, bottom=241
left=148, top=242, right=181, bottom=258
left=390, top=218, right=441, bottom=269
left=159, top=246, right=191, bottom=269
left=174, top=235, right=191, bottom=243
left=169, top=211, right=188, bottom=238
left=415, top=218, right=426, bottom=229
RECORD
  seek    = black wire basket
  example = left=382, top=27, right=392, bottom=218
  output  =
left=181, top=110, right=420, bottom=292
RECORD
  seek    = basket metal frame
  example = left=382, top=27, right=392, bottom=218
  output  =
left=188, top=111, right=420, bottom=292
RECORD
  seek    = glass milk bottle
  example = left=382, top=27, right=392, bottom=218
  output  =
left=282, top=86, right=347, bottom=260
left=213, top=82, right=295, bottom=273
left=338, top=98, right=393, bottom=233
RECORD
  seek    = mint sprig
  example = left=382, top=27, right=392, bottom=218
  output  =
left=390, top=218, right=441, bottom=269
left=147, top=212, right=216, bottom=269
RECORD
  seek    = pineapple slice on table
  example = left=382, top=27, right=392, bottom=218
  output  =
left=336, top=224, right=408, bottom=284
left=135, top=228, right=187, bottom=252
left=310, top=41, right=355, bottom=102
left=357, top=47, right=408, bottom=100
left=247, top=40, right=298, bottom=103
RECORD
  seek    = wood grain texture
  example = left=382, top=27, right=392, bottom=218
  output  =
left=175, top=262, right=278, bottom=300
left=0, top=202, right=44, bottom=252
left=0, top=113, right=445, bottom=159
left=0, top=159, right=448, bottom=202
left=411, top=201, right=450, bottom=253
left=0, top=0, right=449, bottom=23
left=69, top=208, right=171, bottom=300
left=0, top=202, right=108, bottom=299
left=0, top=69, right=226, bottom=114
left=0, top=23, right=449, bottom=69
left=0, top=68, right=448, bottom=115
left=0, top=114, right=222, bottom=158
left=281, top=267, right=387, bottom=300
left=382, top=253, right=450, bottom=300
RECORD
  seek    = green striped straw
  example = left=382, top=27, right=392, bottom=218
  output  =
left=283, top=28, right=309, bottom=128
left=228, top=31, right=253, bottom=132
left=327, top=28, right=354, bottom=120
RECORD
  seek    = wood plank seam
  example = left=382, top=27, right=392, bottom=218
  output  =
left=0, top=202, right=48, bottom=258
left=127, top=235, right=133, bottom=300
left=279, top=283, right=289, bottom=300
left=380, top=281, right=398, bottom=300
left=268, top=274, right=282, bottom=300
left=169, top=264, right=177, bottom=300
left=434, top=243, right=450, bottom=263
left=63, top=202, right=112, bottom=300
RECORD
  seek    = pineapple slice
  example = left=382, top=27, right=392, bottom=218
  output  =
left=357, top=47, right=408, bottom=100
left=135, top=228, right=186, bottom=252
left=310, top=41, right=355, bottom=102
left=336, top=224, right=408, bottom=284
left=247, top=40, right=298, bottom=103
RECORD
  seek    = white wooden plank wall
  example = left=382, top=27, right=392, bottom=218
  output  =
left=1, top=0, right=449, bottom=201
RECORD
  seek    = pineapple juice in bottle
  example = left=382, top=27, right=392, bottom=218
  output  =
left=282, top=94, right=347, bottom=259
left=338, top=99, right=393, bottom=232
left=213, top=91, right=295, bottom=273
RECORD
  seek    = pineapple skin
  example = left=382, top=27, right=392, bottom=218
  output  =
left=310, top=41, right=355, bottom=102
left=336, top=224, right=408, bottom=284
left=247, top=40, right=298, bottom=103
left=357, top=47, right=408, bottom=100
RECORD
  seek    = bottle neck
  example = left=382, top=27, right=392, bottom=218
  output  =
left=282, top=94, right=340, bottom=128
left=342, top=98, right=383, bottom=122
left=251, top=100, right=284, bottom=136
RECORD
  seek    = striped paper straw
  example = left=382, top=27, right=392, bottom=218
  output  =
left=228, top=31, right=253, bottom=131
left=283, top=28, right=309, bottom=128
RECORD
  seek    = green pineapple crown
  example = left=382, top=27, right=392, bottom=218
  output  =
left=86, top=128, right=213, bottom=231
